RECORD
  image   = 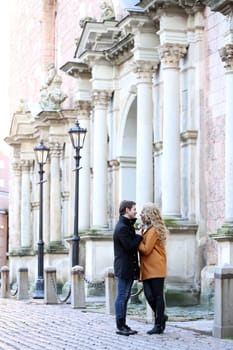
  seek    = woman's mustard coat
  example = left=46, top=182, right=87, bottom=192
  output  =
left=138, top=226, right=166, bottom=281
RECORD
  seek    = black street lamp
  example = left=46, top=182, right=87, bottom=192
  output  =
left=69, top=119, right=87, bottom=266
left=33, top=139, right=50, bottom=299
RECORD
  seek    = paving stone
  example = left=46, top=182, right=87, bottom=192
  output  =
left=0, top=299, right=232, bottom=350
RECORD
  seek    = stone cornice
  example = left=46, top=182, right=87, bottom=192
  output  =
left=104, top=33, right=134, bottom=66
left=206, top=0, right=233, bottom=15
left=60, top=61, right=91, bottom=79
left=73, top=11, right=156, bottom=68
left=33, top=110, right=66, bottom=124
left=138, top=0, right=206, bottom=14
left=74, top=20, right=119, bottom=59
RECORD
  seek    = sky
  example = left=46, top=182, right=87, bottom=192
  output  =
left=0, top=4, right=11, bottom=154
left=120, top=0, right=142, bottom=10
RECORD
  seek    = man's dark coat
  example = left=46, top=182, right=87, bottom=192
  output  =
left=113, top=215, right=142, bottom=280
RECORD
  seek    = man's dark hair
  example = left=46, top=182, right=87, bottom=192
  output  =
left=119, top=200, right=136, bottom=215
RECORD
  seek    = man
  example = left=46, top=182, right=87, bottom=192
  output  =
left=113, top=200, right=143, bottom=336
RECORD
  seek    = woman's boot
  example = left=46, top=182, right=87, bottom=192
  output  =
left=162, top=314, right=168, bottom=331
left=147, top=324, right=163, bottom=335
left=147, top=317, right=164, bottom=335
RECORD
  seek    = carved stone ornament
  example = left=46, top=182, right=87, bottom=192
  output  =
left=159, top=44, right=187, bottom=67
left=79, top=16, right=97, bottom=28
left=39, top=63, right=67, bottom=110
left=178, top=0, right=205, bottom=13
left=219, top=44, right=233, bottom=69
left=100, top=1, right=115, bottom=21
left=15, top=98, right=29, bottom=113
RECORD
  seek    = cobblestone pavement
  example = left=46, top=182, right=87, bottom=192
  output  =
left=0, top=298, right=232, bottom=350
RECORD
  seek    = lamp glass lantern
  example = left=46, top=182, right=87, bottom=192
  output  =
left=69, top=120, right=87, bottom=150
left=34, top=140, right=50, bottom=165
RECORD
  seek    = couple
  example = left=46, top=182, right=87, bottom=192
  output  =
left=113, top=200, right=168, bottom=336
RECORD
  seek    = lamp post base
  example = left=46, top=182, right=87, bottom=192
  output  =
left=33, top=278, right=44, bottom=299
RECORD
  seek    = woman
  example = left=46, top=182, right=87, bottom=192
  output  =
left=138, top=203, right=168, bottom=334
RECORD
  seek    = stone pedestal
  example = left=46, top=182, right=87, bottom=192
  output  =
left=213, top=265, right=233, bottom=338
left=211, top=229, right=233, bottom=265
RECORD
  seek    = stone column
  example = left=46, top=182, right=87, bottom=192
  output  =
left=154, top=141, right=163, bottom=209
left=76, top=100, right=91, bottom=230
left=20, top=160, right=32, bottom=250
left=134, top=61, right=155, bottom=212
left=9, top=162, right=21, bottom=252
left=213, top=45, right=233, bottom=260
left=92, top=90, right=110, bottom=228
left=220, top=45, right=233, bottom=224
left=159, top=44, right=186, bottom=217
left=49, top=142, right=62, bottom=245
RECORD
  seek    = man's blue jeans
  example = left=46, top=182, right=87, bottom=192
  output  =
left=115, top=278, right=134, bottom=320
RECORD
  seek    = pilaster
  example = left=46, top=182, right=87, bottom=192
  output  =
left=20, top=160, right=33, bottom=251
left=48, top=142, right=62, bottom=247
left=76, top=100, right=92, bottom=230
left=92, top=90, right=111, bottom=228
left=212, top=5, right=233, bottom=264
left=9, top=162, right=21, bottom=253
left=134, top=60, right=156, bottom=212
left=159, top=43, right=187, bottom=217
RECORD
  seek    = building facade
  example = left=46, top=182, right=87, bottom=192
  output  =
left=5, top=0, right=233, bottom=304
left=0, top=151, right=9, bottom=268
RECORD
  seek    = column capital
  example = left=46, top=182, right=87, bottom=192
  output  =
left=133, top=60, right=157, bottom=82
left=92, top=90, right=111, bottom=109
left=12, top=161, right=21, bottom=174
left=153, top=141, right=163, bottom=156
left=75, top=100, right=92, bottom=120
left=180, top=130, right=198, bottom=146
left=108, top=159, right=120, bottom=168
left=49, top=142, right=63, bottom=157
left=159, top=44, right=187, bottom=68
left=21, top=160, right=33, bottom=171
left=219, top=44, right=233, bottom=70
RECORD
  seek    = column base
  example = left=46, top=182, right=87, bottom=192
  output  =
left=210, top=224, right=233, bottom=266
left=9, top=248, right=34, bottom=256
left=215, top=223, right=233, bottom=238
left=46, top=241, right=68, bottom=253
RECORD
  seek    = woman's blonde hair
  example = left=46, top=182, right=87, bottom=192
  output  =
left=142, top=202, right=168, bottom=245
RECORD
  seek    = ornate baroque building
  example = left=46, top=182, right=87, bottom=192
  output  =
left=5, top=0, right=233, bottom=303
